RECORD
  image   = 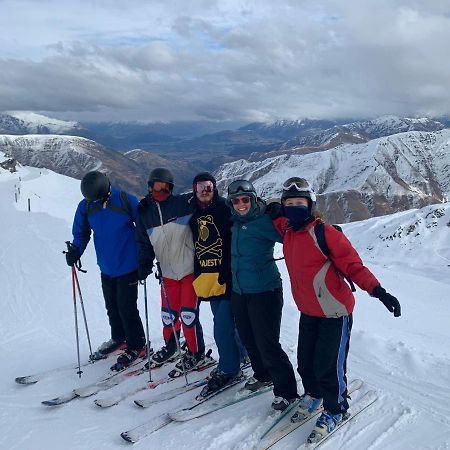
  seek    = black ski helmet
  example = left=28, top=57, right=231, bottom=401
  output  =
left=80, top=171, right=110, bottom=201
left=148, top=167, right=174, bottom=189
left=281, top=177, right=316, bottom=214
left=227, top=179, right=257, bottom=198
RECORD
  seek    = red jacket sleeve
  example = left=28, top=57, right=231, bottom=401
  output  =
left=325, top=225, right=380, bottom=294
left=272, top=217, right=288, bottom=236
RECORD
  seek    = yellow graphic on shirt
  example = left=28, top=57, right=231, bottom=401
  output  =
left=195, top=215, right=223, bottom=259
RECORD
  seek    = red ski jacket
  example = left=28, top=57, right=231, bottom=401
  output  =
left=274, top=217, right=380, bottom=318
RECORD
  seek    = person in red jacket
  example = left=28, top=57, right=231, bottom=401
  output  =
left=273, top=177, right=401, bottom=442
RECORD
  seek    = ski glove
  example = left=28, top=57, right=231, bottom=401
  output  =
left=138, top=263, right=153, bottom=281
left=265, top=201, right=283, bottom=220
left=372, top=285, right=401, bottom=317
left=65, top=243, right=80, bottom=266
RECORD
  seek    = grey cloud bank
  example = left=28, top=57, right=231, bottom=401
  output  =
left=1, top=0, right=449, bottom=122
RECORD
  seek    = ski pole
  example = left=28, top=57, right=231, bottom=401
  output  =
left=72, top=266, right=94, bottom=360
left=155, top=262, right=189, bottom=386
left=142, top=279, right=152, bottom=382
left=71, top=265, right=83, bottom=378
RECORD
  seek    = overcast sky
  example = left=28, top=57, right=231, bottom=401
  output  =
left=0, top=0, right=449, bottom=123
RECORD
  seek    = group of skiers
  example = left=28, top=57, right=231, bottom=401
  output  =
left=65, top=168, right=401, bottom=439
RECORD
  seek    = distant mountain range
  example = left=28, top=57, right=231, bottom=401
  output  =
left=215, top=129, right=450, bottom=223
left=1, top=111, right=449, bottom=217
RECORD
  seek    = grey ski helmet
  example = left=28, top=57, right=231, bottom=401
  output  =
left=80, top=171, right=110, bottom=201
left=148, top=167, right=174, bottom=189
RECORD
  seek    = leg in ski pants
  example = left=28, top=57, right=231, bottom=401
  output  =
left=297, top=313, right=353, bottom=414
left=210, top=297, right=243, bottom=377
left=101, top=270, right=145, bottom=351
left=231, top=288, right=298, bottom=400
left=161, top=273, right=205, bottom=355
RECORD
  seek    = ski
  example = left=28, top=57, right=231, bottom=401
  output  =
left=298, top=390, right=377, bottom=449
left=94, top=358, right=217, bottom=408
left=14, top=352, right=114, bottom=385
left=258, top=379, right=363, bottom=449
left=168, top=370, right=258, bottom=421
left=121, top=413, right=172, bottom=444
left=41, top=358, right=147, bottom=406
left=134, top=378, right=209, bottom=408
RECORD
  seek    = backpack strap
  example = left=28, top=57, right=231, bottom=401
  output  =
left=314, top=222, right=356, bottom=292
left=120, top=190, right=132, bottom=219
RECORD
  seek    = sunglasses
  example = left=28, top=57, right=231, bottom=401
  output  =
left=195, top=181, right=214, bottom=193
left=228, top=180, right=255, bottom=196
left=230, top=196, right=251, bottom=205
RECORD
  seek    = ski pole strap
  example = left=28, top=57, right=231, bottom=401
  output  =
left=64, top=241, right=87, bottom=273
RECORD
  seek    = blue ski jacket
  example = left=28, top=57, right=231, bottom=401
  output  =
left=71, top=186, right=139, bottom=277
left=230, top=199, right=283, bottom=294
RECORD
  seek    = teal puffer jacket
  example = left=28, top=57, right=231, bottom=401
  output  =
left=230, top=201, right=283, bottom=294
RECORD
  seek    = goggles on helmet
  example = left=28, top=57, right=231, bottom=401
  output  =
left=282, top=178, right=316, bottom=201
left=228, top=180, right=255, bottom=196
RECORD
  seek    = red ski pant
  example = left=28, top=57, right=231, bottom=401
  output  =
left=160, top=273, right=204, bottom=354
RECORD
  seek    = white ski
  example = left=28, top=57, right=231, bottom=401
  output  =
left=298, top=390, right=377, bottom=449
left=258, top=378, right=363, bottom=449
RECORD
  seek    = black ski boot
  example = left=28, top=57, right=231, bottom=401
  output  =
left=91, top=339, right=126, bottom=360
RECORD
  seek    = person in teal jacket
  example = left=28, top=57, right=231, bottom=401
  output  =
left=227, top=179, right=298, bottom=411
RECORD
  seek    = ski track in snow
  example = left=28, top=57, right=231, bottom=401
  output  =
left=1, top=163, right=450, bottom=449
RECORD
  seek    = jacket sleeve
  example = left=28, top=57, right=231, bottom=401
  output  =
left=71, top=200, right=91, bottom=255
left=325, top=225, right=380, bottom=294
left=272, top=217, right=288, bottom=237
left=135, top=201, right=155, bottom=266
left=260, top=215, right=284, bottom=243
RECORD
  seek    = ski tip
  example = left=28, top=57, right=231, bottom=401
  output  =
left=41, top=399, right=61, bottom=407
left=120, top=432, right=136, bottom=444
left=134, top=400, right=144, bottom=408
left=15, top=376, right=38, bottom=385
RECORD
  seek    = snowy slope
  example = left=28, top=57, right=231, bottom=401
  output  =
left=1, top=159, right=450, bottom=449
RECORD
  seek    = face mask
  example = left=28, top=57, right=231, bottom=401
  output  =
left=284, top=205, right=310, bottom=229
left=152, top=190, right=171, bottom=202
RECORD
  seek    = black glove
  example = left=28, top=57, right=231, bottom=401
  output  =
left=265, top=201, right=283, bottom=220
left=138, top=263, right=153, bottom=281
left=65, top=243, right=80, bottom=266
left=372, top=285, right=401, bottom=317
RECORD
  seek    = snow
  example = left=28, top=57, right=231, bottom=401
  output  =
left=1, top=158, right=450, bottom=449
left=6, top=111, right=80, bottom=134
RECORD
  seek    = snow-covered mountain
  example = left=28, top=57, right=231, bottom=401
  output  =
left=215, top=129, right=450, bottom=223
left=279, top=115, right=445, bottom=150
left=0, top=134, right=147, bottom=196
left=1, top=112, right=84, bottom=135
left=1, top=161, right=449, bottom=449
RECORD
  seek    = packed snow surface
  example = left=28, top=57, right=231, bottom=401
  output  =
left=0, top=160, right=449, bottom=449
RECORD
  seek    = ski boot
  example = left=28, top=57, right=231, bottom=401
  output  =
left=291, top=393, right=323, bottom=422
left=307, top=410, right=345, bottom=443
left=91, top=339, right=126, bottom=361
left=146, top=341, right=180, bottom=369
left=168, top=349, right=215, bottom=378
left=243, top=376, right=273, bottom=393
left=271, top=396, right=298, bottom=412
left=199, top=369, right=242, bottom=398
left=110, top=346, right=148, bottom=371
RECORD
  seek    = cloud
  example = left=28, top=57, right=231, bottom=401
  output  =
left=0, top=0, right=449, bottom=122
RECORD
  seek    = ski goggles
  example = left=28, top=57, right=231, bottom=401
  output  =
left=195, top=180, right=214, bottom=193
left=282, top=178, right=316, bottom=201
left=152, top=181, right=171, bottom=193
left=230, top=196, right=251, bottom=205
left=228, top=180, right=255, bottom=196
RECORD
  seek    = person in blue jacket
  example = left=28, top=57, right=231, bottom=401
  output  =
left=65, top=171, right=146, bottom=368
left=227, top=179, right=298, bottom=411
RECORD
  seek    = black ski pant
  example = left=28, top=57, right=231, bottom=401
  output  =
left=231, top=288, right=298, bottom=400
left=297, top=313, right=353, bottom=415
left=101, top=270, right=145, bottom=351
